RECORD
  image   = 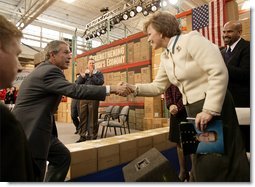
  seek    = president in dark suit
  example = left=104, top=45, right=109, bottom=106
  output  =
left=221, top=20, right=250, bottom=108
left=12, top=40, right=130, bottom=181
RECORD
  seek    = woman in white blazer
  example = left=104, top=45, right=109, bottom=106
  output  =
left=121, top=11, right=249, bottom=182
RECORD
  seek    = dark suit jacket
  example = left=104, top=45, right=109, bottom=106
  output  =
left=221, top=38, right=250, bottom=107
left=12, top=61, right=106, bottom=160
left=0, top=104, right=38, bottom=181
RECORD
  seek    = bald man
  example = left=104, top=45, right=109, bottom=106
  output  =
left=221, top=20, right=250, bottom=108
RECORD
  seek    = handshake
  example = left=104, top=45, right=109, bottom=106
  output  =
left=110, top=82, right=136, bottom=97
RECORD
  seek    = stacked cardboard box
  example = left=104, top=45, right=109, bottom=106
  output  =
left=240, top=18, right=250, bottom=41
left=133, top=41, right=141, bottom=62
left=67, top=143, right=97, bottom=179
left=140, top=37, right=150, bottom=61
left=66, top=127, right=176, bottom=180
left=144, top=96, right=163, bottom=118
left=134, top=108, right=144, bottom=130
left=225, top=0, right=239, bottom=22
left=57, top=101, right=72, bottom=123
left=127, top=42, right=134, bottom=63
left=128, top=109, right=136, bottom=129
left=76, top=56, right=88, bottom=74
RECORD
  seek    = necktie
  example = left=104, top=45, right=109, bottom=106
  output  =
left=225, top=48, right=232, bottom=61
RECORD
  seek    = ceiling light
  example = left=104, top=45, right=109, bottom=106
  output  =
left=136, top=5, right=143, bottom=13
left=168, top=0, right=178, bottom=5
left=115, top=17, right=121, bottom=23
left=129, top=10, right=137, bottom=17
left=151, top=4, right=158, bottom=12
left=100, top=27, right=106, bottom=34
left=92, top=32, right=97, bottom=38
left=123, top=13, right=129, bottom=20
left=62, top=0, right=76, bottom=4
left=110, top=19, right=115, bottom=26
left=89, top=34, right=93, bottom=39
left=142, top=10, right=149, bottom=16
left=100, top=29, right=106, bottom=34
left=160, top=0, right=168, bottom=7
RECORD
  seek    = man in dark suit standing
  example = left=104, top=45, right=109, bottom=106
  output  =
left=221, top=20, right=250, bottom=107
left=12, top=40, right=130, bottom=182
left=221, top=20, right=250, bottom=153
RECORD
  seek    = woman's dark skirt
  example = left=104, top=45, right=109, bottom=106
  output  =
left=184, top=91, right=250, bottom=182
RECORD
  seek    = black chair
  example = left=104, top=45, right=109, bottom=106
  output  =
left=100, top=105, right=121, bottom=138
left=103, top=105, right=130, bottom=138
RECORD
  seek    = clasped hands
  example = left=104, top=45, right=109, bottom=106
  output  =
left=110, top=82, right=136, bottom=97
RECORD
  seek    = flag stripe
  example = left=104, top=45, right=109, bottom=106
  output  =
left=216, top=0, right=221, bottom=46
left=192, top=0, right=225, bottom=47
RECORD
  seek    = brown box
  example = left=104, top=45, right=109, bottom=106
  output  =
left=67, top=160, right=97, bottom=180
left=96, top=141, right=120, bottom=171
left=144, top=96, right=162, bottom=118
left=127, top=71, right=135, bottom=84
left=140, top=45, right=150, bottom=61
left=134, top=73, right=142, bottom=83
left=242, top=33, right=250, bottom=41
left=226, top=0, right=239, bottom=22
left=136, top=136, right=153, bottom=156
left=66, top=113, right=72, bottom=123
left=240, top=18, right=250, bottom=35
left=152, top=133, right=168, bottom=152
left=57, top=112, right=65, bottom=122
left=127, top=42, right=134, bottom=63
left=143, top=118, right=152, bottom=130
left=133, top=42, right=141, bottom=62
left=135, top=117, right=144, bottom=130
left=120, top=72, right=127, bottom=82
left=66, top=143, right=97, bottom=179
left=141, top=66, right=151, bottom=83
left=119, top=139, right=137, bottom=164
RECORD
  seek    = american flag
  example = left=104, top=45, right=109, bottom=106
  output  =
left=192, top=0, right=225, bottom=47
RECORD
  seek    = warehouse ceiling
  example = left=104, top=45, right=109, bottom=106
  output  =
left=0, top=0, right=247, bottom=45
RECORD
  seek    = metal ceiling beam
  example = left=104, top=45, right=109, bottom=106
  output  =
left=16, top=0, right=58, bottom=30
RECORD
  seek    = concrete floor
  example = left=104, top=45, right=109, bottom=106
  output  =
left=56, top=122, right=140, bottom=145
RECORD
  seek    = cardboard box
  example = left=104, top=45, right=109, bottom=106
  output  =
left=127, top=42, right=134, bottom=63
left=66, top=143, right=97, bottom=179
left=144, top=96, right=163, bottom=118
left=141, top=66, right=151, bottom=83
left=119, top=139, right=137, bottom=164
left=136, top=136, right=153, bottom=156
left=225, top=0, right=239, bottom=22
left=96, top=140, right=120, bottom=171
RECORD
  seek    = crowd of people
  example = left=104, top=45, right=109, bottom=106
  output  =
left=0, top=86, right=17, bottom=104
left=0, top=8, right=250, bottom=182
